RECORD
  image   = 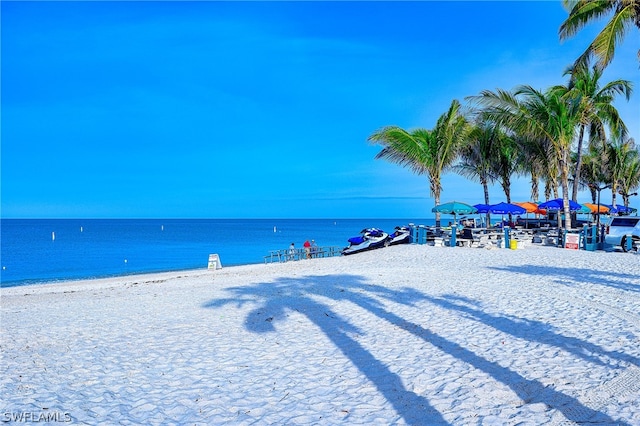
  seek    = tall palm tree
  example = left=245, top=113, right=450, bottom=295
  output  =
left=454, top=121, right=500, bottom=225
left=556, top=62, right=632, bottom=201
left=468, top=86, right=581, bottom=229
left=559, top=0, right=640, bottom=69
left=490, top=131, right=525, bottom=225
left=368, top=100, right=469, bottom=227
left=455, top=123, right=500, bottom=199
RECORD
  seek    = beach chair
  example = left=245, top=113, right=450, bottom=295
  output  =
left=474, top=234, right=491, bottom=248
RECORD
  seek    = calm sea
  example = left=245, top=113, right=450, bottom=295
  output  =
left=0, top=219, right=434, bottom=287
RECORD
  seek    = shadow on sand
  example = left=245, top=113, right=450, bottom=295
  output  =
left=204, top=273, right=627, bottom=425
left=488, top=264, right=640, bottom=293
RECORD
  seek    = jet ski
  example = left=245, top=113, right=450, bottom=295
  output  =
left=386, top=226, right=411, bottom=246
left=342, top=228, right=389, bottom=255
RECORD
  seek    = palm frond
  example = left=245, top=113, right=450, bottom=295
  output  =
left=559, top=0, right=616, bottom=40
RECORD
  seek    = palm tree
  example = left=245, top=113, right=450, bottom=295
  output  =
left=607, top=137, right=640, bottom=207
left=618, top=157, right=640, bottom=207
left=454, top=121, right=500, bottom=225
left=368, top=100, right=469, bottom=227
left=556, top=62, right=632, bottom=202
left=468, top=86, right=581, bottom=229
left=559, top=0, right=640, bottom=69
left=579, top=143, right=610, bottom=203
left=490, top=132, right=522, bottom=205
left=519, top=135, right=558, bottom=202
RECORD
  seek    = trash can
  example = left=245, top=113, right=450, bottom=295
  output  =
left=408, top=224, right=417, bottom=244
left=421, top=225, right=431, bottom=244
left=583, top=225, right=596, bottom=251
left=503, top=226, right=510, bottom=249
left=510, top=239, right=518, bottom=250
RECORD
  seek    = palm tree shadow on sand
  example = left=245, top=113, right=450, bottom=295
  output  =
left=488, top=264, right=640, bottom=294
left=203, top=274, right=624, bottom=425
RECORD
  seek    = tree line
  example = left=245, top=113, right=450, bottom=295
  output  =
left=369, top=0, right=639, bottom=229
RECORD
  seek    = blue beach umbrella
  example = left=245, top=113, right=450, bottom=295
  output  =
left=473, top=204, right=491, bottom=227
left=487, top=202, right=527, bottom=227
left=473, top=204, right=491, bottom=214
left=604, top=204, right=638, bottom=215
left=488, top=202, right=526, bottom=215
left=537, top=198, right=582, bottom=212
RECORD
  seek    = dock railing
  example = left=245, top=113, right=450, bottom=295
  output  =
left=264, top=246, right=343, bottom=263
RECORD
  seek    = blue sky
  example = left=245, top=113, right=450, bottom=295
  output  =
left=2, top=1, right=639, bottom=219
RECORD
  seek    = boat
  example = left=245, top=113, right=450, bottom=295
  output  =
left=386, top=226, right=411, bottom=246
left=342, top=228, right=389, bottom=255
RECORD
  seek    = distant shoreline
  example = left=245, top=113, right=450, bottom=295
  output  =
left=1, top=218, right=434, bottom=287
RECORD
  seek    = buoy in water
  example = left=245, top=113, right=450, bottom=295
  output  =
left=52, top=232, right=55, bottom=241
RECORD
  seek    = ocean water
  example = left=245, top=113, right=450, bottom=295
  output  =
left=0, top=218, right=434, bottom=287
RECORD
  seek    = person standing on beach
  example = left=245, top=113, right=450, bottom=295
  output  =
left=303, top=240, right=311, bottom=259
left=311, top=240, right=318, bottom=257
left=289, top=242, right=295, bottom=261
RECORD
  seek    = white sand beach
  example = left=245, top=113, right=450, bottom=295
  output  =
left=2, top=244, right=640, bottom=425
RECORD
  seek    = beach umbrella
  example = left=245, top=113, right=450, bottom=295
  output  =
left=487, top=202, right=526, bottom=227
left=537, top=198, right=583, bottom=228
left=514, top=201, right=540, bottom=227
left=514, top=202, right=538, bottom=213
left=488, top=202, right=526, bottom=215
left=432, top=201, right=477, bottom=224
left=583, top=203, right=610, bottom=214
left=515, top=201, right=547, bottom=215
left=473, top=203, right=491, bottom=228
left=537, top=198, right=582, bottom=212
left=576, top=204, right=592, bottom=214
left=473, top=204, right=491, bottom=214
left=604, top=204, right=638, bottom=215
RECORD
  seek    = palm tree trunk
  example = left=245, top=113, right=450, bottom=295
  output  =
left=560, top=149, right=573, bottom=229
left=530, top=173, right=539, bottom=202
left=432, top=180, right=441, bottom=228
left=483, top=181, right=490, bottom=228
left=505, top=188, right=513, bottom=224
left=611, top=187, right=618, bottom=210
left=571, top=125, right=586, bottom=201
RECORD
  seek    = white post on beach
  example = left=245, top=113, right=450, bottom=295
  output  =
left=208, top=254, right=222, bottom=270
